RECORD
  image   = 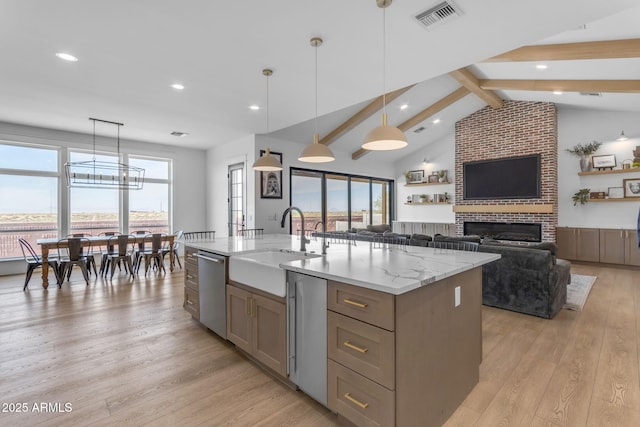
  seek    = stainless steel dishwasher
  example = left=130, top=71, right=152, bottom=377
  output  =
left=197, top=250, right=227, bottom=339
left=287, top=271, right=327, bottom=406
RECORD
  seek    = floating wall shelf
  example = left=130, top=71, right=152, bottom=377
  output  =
left=578, top=167, right=640, bottom=176
left=404, top=181, right=451, bottom=187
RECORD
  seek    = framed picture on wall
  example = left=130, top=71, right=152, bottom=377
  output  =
left=623, top=178, right=640, bottom=198
left=259, top=150, right=283, bottom=199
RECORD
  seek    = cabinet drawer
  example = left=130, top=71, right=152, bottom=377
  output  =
left=184, top=287, right=199, bottom=319
left=184, top=246, right=199, bottom=263
left=328, top=359, right=395, bottom=427
left=328, top=281, right=394, bottom=331
left=328, top=311, right=395, bottom=389
left=185, top=263, right=198, bottom=291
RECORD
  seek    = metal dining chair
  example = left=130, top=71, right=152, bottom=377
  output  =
left=97, top=231, right=120, bottom=277
left=161, top=230, right=183, bottom=269
left=18, top=238, right=60, bottom=290
left=66, top=233, right=97, bottom=276
left=106, top=235, right=136, bottom=280
left=57, top=237, right=91, bottom=286
left=137, top=233, right=166, bottom=275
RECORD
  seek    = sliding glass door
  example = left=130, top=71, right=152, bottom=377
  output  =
left=290, top=168, right=394, bottom=235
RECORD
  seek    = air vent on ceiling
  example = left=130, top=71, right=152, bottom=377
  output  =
left=579, top=92, right=602, bottom=97
left=171, top=131, right=188, bottom=137
left=414, top=1, right=464, bottom=30
left=414, top=126, right=426, bottom=133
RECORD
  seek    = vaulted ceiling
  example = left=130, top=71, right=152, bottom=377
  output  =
left=1, top=0, right=639, bottom=163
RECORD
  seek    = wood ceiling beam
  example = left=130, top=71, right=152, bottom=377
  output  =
left=448, top=68, right=503, bottom=109
left=351, top=86, right=471, bottom=160
left=485, top=38, right=640, bottom=62
left=479, top=79, right=640, bottom=93
left=318, top=84, right=415, bottom=146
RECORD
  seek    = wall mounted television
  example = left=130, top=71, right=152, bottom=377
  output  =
left=463, top=154, right=541, bottom=200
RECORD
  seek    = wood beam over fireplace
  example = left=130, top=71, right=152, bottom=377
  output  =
left=453, top=204, right=554, bottom=214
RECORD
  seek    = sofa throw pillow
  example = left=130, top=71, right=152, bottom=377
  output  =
left=434, top=234, right=482, bottom=244
left=482, top=238, right=558, bottom=256
left=366, top=224, right=391, bottom=233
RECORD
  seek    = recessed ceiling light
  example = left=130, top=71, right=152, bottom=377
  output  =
left=536, top=64, right=547, bottom=70
left=55, top=52, right=78, bottom=62
left=400, top=104, right=408, bottom=110
left=171, top=83, right=185, bottom=90
left=249, top=105, right=260, bottom=110
left=432, top=118, right=441, bottom=124
left=553, top=91, right=563, bottom=95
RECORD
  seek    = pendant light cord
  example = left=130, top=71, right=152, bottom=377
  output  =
left=382, top=6, right=387, bottom=115
left=266, top=73, right=270, bottom=133
left=314, top=40, right=318, bottom=137
left=92, top=119, right=96, bottom=161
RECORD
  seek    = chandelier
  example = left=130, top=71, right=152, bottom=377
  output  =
left=64, top=118, right=145, bottom=189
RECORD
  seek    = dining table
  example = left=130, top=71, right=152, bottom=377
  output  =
left=36, top=234, right=175, bottom=289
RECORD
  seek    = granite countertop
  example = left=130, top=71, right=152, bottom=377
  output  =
left=183, top=234, right=500, bottom=295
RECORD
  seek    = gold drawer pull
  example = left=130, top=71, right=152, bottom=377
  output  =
left=246, top=296, right=251, bottom=316
left=344, top=392, right=369, bottom=409
left=343, top=340, right=368, bottom=354
left=186, top=299, right=194, bottom=306
left=343, top=298, right=367, bottom=308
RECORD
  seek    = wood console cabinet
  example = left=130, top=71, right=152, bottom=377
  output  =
left=226, top=283, right=287, bottom=377
left=556, top=227, right=600, bottom=262
left=183, top=246, right=200, bottom=320
left=556, top=227, right=640, bottom=266
left=327, top=268, right=482, bottom=427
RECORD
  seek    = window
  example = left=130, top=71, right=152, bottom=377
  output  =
left=290, top=168, right=394, bottom=235
left=128, top=157, right=170, bottom=234
left=0, top=143, right=59, bottom=258
left=69, top=151, right=120, bottom=235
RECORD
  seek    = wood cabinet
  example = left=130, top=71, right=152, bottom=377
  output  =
left=556, top=227, right=599, bottom=262
left=327, top=268, right=483, bottom=427
left=226, top=283, right=287, bottom=377
left=392, top=221, right=456, bottom=237
left=183, top=246, right=199, bottom=320
left=557, top=227, right=640, bottom=266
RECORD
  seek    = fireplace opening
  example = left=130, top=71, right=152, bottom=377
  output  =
left=464, top=221, right=542, bottom=242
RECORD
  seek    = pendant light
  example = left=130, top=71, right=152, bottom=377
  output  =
left=617, top=130, right=628, bottom=141
left=299, top=37, right=335, bottom=163
left=252, top=68, right=283, bottom=171
left=361, top=0, right=407, bottom=151
left=64, top=118, right=145, bottom=189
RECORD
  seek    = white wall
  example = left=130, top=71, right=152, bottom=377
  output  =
left=205, top=134, right=256, bottom=237
left=558, top=107, right=640, bottom=229
left=0, top=121, right=206, bottom=276
left=394, top=133, right=456, bottom=224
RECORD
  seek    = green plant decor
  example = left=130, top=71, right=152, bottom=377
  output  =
left=566, top=141, right=602, bottom=156
left=572, top=188, right=590, bottom=206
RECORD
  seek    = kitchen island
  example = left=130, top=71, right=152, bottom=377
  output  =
left=183, top=234, right=499, bottom=426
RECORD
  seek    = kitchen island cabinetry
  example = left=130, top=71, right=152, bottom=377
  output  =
left=183, top=246, right=199, bottom=320
left=226, top=282, right=287, bottom=378
left=327, top=268, right=482, bottom=427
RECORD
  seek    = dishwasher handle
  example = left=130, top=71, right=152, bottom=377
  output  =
left=195, top=253, right=225, bottom=263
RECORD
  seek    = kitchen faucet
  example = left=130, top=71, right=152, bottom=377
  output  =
left=281, top=206, right=310, bottom=252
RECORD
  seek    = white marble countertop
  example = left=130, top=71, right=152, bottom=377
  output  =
left=183, top=234, right=500, bottom=295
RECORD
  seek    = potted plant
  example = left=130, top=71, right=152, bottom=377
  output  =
left=566, top=141, right=602, bottom=172
left=437, top=170, right=447, bottom=183
left=419, top=194, right=428, bottom=203
left=404, top=171, right=413, bottom=184
left=572, top=188, right=590, bottom=205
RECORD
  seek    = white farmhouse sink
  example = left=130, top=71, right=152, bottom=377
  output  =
left=229, top=249, right=321, bottom=297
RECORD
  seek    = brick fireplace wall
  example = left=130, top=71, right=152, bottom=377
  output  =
left=455, top=101, right=558, bottom=242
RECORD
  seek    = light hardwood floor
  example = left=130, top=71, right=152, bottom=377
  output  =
left=0, top=262, right=638, bottom=426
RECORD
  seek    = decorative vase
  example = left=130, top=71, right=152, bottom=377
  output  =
left=579, top=155, right=590, bottom=172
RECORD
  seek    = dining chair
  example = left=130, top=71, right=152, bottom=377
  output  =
left=57, top=237, right=91, bottom=286
left=161, top=230, right=183, bottom=269
left=132, top=230, right=150, bottom=271
left=106, top=235, right=136, bottom=280
left=65, top=233, right=97, bottom=276
left=137, top=233, right=166, bottom=275
left=18, top=238, right=60, bottom=290
left=97, top=231, right=120, bottom=276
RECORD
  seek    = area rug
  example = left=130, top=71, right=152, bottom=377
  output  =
left=564, top=274, right=597, bottom=311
